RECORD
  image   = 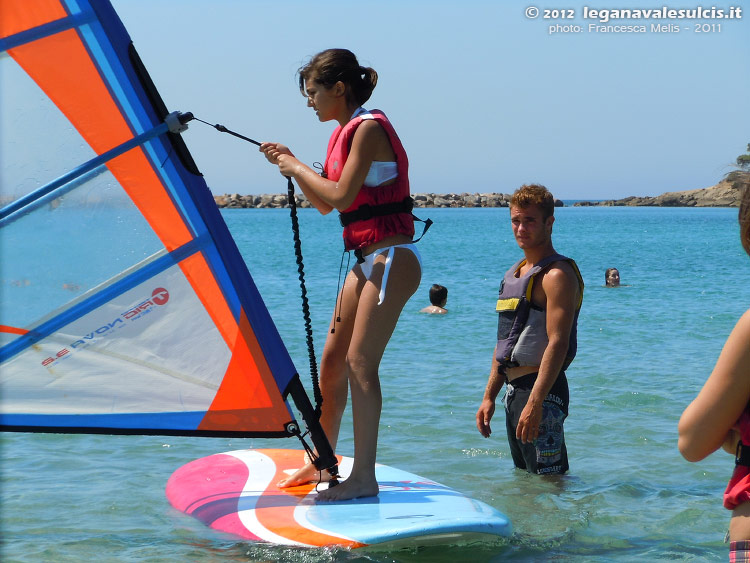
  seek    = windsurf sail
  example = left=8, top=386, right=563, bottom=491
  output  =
left=0, top=0, right=334, bottom=469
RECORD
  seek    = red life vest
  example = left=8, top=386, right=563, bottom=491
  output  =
left=323, top=109, right=414, bottom=251
left=724, top=407, right=750, bottom=509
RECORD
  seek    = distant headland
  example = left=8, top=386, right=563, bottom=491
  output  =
left=213, top=177, right=744, bottom=209
left=573, top=177, right=743, bottom=208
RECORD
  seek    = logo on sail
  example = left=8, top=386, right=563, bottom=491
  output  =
left=41, top=287, right=171, bottom=367
left=123, top=287, right=170, bottom=319
left=152, top=287, right=169, bottom=305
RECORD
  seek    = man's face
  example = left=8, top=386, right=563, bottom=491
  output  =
left=510, top=204, right=553, bottom=250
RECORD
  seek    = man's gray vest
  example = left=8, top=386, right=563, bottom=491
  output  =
left=495, top=253, right=583, bottom=370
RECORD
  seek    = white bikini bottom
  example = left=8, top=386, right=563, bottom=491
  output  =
left=356, top=243, right=422, bottom=305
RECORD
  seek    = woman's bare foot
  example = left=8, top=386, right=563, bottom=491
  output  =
left=277, top=462, right=333, bottom=488
left=316, top=475, right=379, bottom=501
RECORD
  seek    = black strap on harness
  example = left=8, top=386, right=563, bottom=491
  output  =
left=339, top=196, right=413, bottom=226
left=339, top=196, right=433, bottom=263
left=736, top=441, right=750, bottom=467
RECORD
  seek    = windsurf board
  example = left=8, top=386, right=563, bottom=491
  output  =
left=166, top=448, right=512, bottom=549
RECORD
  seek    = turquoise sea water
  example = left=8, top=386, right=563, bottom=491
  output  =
left=2, top=205, right=749, bottom=562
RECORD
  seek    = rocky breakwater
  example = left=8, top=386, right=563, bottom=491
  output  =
left=214, top=192, right=566, bottom=209
left=575, top=177, right=744, bottom=207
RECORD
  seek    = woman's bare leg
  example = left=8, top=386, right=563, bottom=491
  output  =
left=278, top=269, right=363, bottom=487
left=317, top=248, right=421, bottom=501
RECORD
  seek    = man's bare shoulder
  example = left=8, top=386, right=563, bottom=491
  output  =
left=420, top=306, right=447, bottom=314
left=546, top=259, right=578, bottom=279
left=541, top=260, right=581, bottom=298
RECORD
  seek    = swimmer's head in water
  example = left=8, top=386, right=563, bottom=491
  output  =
left=605, top=268, right=620, bottom=287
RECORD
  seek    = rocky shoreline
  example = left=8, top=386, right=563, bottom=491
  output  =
left=214, top=192, right=558, bottom=209
left=213, top=178, right=744, bottom=209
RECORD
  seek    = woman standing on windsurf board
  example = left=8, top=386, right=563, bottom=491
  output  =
left=261, top=48, right=422, bottom=501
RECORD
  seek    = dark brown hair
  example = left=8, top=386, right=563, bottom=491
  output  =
left=298, top=49, right=378, bottom=107
left=510, top=184, right=556, bottom=220
left=428, top=284, right=448, bottom=306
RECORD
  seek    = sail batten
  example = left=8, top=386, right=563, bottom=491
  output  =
left=0, top=123, right=169, bottom=224
left=0, top=0, right=333, bottom=452
left=0, top=13, right=94, bottom=53
left=0, top=237, right=206, bottom=363
left=0, top=166, right=109, bottom=228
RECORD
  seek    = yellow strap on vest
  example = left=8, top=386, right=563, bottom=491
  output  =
left=496, top=257, right=584, bottom=312
left=496, top=298, right=520, bottom=312
left=526, top=277, right=535, bottom=301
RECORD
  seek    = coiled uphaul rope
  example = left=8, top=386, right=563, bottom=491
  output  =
left=284, top=175, right=323, bottom=416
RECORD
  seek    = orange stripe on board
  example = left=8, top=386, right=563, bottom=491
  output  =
left=256, top=450, right=363, bottom=548
left=0, top=0, right=66, bottom=39
left=0, top=325, right=29, bottom=335
left=199, top=310, right=291, bottom=433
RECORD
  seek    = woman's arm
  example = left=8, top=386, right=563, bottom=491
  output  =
left=259, top=143, right=333, bottom=213
left=678, top=309, right=750, bottom=462
left=262, top=120, right=392, bottom=214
